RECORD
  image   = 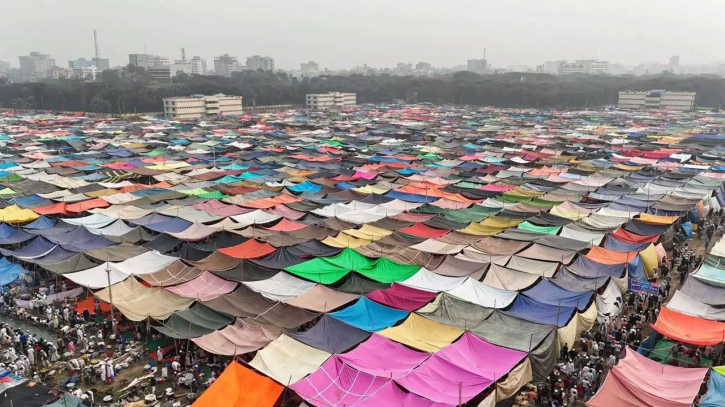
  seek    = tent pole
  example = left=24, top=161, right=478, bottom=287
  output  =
left=105, top=263, right=116, bottom=335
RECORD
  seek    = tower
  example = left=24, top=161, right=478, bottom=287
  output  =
left=94, top=29, right=101, bottom=60
left=181, top=48, right=186, bottom=63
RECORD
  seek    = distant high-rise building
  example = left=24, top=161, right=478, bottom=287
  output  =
left=467, top=59, right=487, bottom=74
left=214, top=54, right=242, bottom=77
left=0, top=61, right=10, bottom=76
left=190, top=57, right=207, bottom=75
left=539, top=61, right=564, bottom=75
left=306, top=92, right=356, bottom=109
left=18, top=52, right=56, bottom=81
left=300, top=61, right=319, bottom=72
left=48, top=66, right=69, bottom=80
left=669, top=55, right=680, bottom=73
left=246, top=55, right=275, bottom=71
left=128, top=54, right=169, bottom=70
left=415, top=62, right=432, bottom=70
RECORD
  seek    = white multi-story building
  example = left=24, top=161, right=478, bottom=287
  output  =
left=558, top=60, right=609, bottom=75
left=128, top=54, right=169, bottom=70
left=246, top=55, right=275, bottom=71
left=618, top=90, right=696, bottom=111
left=190, top=57, right=207, bottom=75
left=306, top=92, right=356, bottom=109
left=163, top=94, right=243, bottom=119
left=18, top=52, right=56, bottom=81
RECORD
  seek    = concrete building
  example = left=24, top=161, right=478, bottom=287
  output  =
left=669, top=55, right=680, bottom=73
left=93, top=58, right=111, bottom=71
left=416, top=62, right=432, bottom=71
left=48, top=66, right=69, bottom=79
left=559, top=60, right=609, bottom=75
left=163, top=94, right=243, bottom=119
left=246, top=55, right=274, bottom=71
left=467, top=59, right=487, bottom=74
left=300, top=61, right=319, bottom=72
left=214, top=54, right=242, bottom=77
left=305, top=92, right=356, bottom=109
left=128, top=54, right=169, bottom=70
left=147, top=63, right=192, bottom=83
left=538, top=60, right=564, bottom=75
left=18, top=52, right=56, bottom=81
left=0, top=61, right=10, bottom=76
left=190, top=57, right=207, bottom=75
left=618, top=90, right=696, bottom=111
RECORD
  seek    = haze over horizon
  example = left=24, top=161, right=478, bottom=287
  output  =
left=1, top=0, right=723, bottom=70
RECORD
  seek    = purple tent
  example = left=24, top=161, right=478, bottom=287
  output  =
left=365, top=283, right=438, bottom=311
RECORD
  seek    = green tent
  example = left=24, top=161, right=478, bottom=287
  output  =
left=285, top=248, right=420, bottom=284
left=517, top=221, right=561, bottom=235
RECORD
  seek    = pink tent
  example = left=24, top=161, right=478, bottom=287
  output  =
left=165, top=271, right=238, bottom=301
left=291, top=357, right=389, bottom=406
left=365, top=283, right=438, bottom=311
left=338, top=334, right=430, bottom=379
left=587, top=349, right=707, bottom=407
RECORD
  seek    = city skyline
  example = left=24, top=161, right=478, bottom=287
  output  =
left=1, top=0, right=724, bottom=71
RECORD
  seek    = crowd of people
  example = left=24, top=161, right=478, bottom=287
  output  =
left=529, top=211, right=724, bottom=407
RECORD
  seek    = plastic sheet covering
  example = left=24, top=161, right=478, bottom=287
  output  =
left=139, top=261, right=204, bottom=286
left=523, top=279, right=593, bottom=311
left=248, top=334, right=331, bottom=384
left=477, top=358, right=533, bottom=407
left=556, top=302, right=597, bottom=351
left=94, top=277, right=193, bottom=321
left=693, top=263, right=725, bottom=287
left=283, top=284, right=359, bottom=312
left=191, top=361, right=282, bottom=407
left=506, top=295, right=577, bottom=327
left=417, top=292, right=495, bottom=330
left=399, top=268, right=467, bottom=292
left=337, top=333, right=430, bottom=379
left=153, top=303, right=234, bottom=338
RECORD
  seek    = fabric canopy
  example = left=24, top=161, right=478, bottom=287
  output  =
left=587, top=349, right=707, bottom=407
left=94, top=277, right=193, bottom=321
left=329, top=297, right=409, bottom=332
left=191, top=318, right=279, bottom=356
left=651, top=307, right=725, bottom=345
left=700, top=368, right=725, bottom=407
left=285, top=248, right=420, bottom=284
left=338, top=334, right=430, bottom=379
left=248, top=334, right=331, bottom=385
left=289, top=314, right=370, bottom=353
left=378, top=313, right=463, bottom=352
left=191, top=361, right=283, bottom=407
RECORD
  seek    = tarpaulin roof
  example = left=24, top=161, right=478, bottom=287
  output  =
left=651, top=307, right=725, bottom=346
left=191, top=361, right=283, bottom=407
left=587, top=349, right=707, bottom=407
left=365, top=283, right=438, bottom=311
left=329, top=297, right=409, bottom=332
left=248, top=334, right=331, bottom=384
left=522, top=279, right=594, bottom=311
left=165, top=271, right=238, bottom=301
left=191, top=318, right=279, bottom=355
left=94, top=277, right=194, bottom=321
left=700, top=368, right=725, bottom=407
left=378, top=313, right=463, bottom=352
left=285, top=248, right=420, bottom=284
left=289, top=314, right=370, bottom=353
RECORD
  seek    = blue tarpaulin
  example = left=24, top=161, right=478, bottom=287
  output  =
left=603, top=235, right=651, bottom=253
left=681, top=221, right=693, bottom=239
left=0, top=257, right=27, bottom=286
left=701, top=368, right=725, bottom=407
left=329, top=297, right=408, bottom=332
left=505, top=295, right=577, bottom=327
left=522, top=280, right=593, bottom=311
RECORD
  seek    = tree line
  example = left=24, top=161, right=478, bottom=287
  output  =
left=0, top=66, right=724, bottom=113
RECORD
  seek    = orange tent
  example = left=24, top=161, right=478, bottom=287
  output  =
left=637, top=213, right=679, bottom=225
left=192, top=361, right=283, bottom=407
left=585, top=246, right=638, bottom=264
left=651, top=307, right=725, bottom=346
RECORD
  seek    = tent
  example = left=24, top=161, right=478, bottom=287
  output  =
left=248, top=334, right=331, bottom=384
left=651, top=307, right=725, bottom=345
left=191, top=361, right=282, bottom=407
left=587, top=349, right=707, bottom=407
left=700, top=367, right=725, bottom=407
left=94, top=277, right=193, bottom=321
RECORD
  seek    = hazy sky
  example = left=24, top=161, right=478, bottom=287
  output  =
left=1, top=0, right=723, bottom=70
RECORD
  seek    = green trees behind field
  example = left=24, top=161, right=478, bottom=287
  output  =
left=1, top=66, right=724, bottom=113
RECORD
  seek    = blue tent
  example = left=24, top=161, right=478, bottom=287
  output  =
left=505, top=295, right=577, bottom=328
left=24, top=215, right=57, bottom=230
left=701, top=368, right=725, bottom=407
left=603, top=235, right=651, bottom=253
left=0, top=257, right=27, bottom=286
left=329, top=297, right=408, bottom=332
left=144, top=218, right=193, bottom=234
left=522, top=280, right=593, bottom=311
left=681, top=221, right=693, bottom=239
